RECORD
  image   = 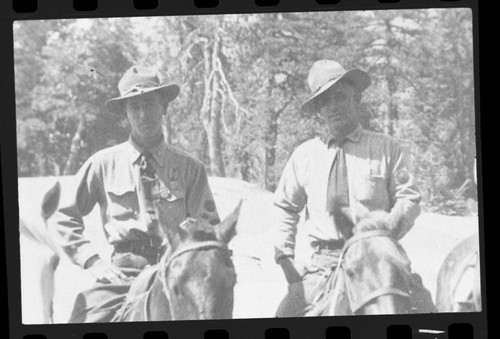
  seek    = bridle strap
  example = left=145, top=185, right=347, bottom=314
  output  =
left=163, top=240, right=228, bottom=270
left=339, top=230, right=394, bottom=264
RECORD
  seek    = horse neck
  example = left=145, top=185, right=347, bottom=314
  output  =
left=145, top=275, right=173, bottom=321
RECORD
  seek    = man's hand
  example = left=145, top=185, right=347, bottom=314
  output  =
left=278, top=257, right=309, bottom=285
left=85, top=256, right=129, bottom=284
left=386, top=202, right=410, bottom=239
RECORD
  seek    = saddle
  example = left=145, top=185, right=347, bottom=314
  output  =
left=127, top=264, right=159, bottom=299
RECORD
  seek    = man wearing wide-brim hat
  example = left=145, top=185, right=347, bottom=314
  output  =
left=273, top=60, right=428, bottom=316
left=53, top=66, right=221, bottom=322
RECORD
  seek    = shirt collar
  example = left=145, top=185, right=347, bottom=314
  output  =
left=127, top=135, right=166, bottom=167
left=321, top=124, right=363, bottom=147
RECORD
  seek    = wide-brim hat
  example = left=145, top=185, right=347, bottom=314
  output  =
left=301, top=60, right=371, bottom=113
left=105, top=65, right=180, bottom=116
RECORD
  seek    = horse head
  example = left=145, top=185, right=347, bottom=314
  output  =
left=436, top=232, right=481, bottom=312
left=19, top=179, right=62, bottom=324
left=156, top=200, right=242, bottom=320
left=329, top=204, right=413, bottom=315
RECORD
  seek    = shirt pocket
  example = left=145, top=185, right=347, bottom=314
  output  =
left=106, top=182, right=139, bottom=221
left=355, top=169, right=388, bottom=209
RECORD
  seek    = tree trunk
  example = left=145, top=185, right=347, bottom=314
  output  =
left=200, top=35, right=225, bottom=177
left=63, top=115, right=85, bottom=175
left=264, top=78, right=292, bottom=191
left=35, top=153, right=46, bottom=176
left=207, top=38, right=225, bottom=177
left=238, top=150, right=251, bottom=182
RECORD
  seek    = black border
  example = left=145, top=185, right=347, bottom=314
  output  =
left=1, top=1, right=490, bottom=338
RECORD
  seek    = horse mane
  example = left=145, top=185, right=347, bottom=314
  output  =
left=354, top=210, right=391, bottom=234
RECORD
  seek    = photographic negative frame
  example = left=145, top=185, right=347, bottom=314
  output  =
left=0, top=0, right=490, bottom=338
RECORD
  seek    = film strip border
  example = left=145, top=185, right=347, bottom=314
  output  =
left=17, top=313, right=487, bottom=339
left=2, top=0, right=487, bottom=339
left=21, top=323, right=478, bottom=339
left=7, top=0, right=477, bottom=16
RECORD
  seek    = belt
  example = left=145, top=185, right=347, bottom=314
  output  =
left=114, top=240, right=164, bottom=263
left=311, top=239, right=345, bottom=251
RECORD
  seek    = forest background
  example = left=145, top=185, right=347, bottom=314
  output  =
left=14, top=8, right=477, bottom=215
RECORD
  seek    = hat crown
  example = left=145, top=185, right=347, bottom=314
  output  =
left=118, top=66, right=162, bottom=96
left=307, top=60, right=347, bottom=94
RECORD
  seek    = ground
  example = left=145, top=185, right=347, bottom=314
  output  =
left=17, top=176, right=480, bottom=323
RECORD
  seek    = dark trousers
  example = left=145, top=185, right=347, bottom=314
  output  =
left=68, top=252, right=153, bottom=323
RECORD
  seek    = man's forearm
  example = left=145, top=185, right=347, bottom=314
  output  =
left=273, top=204, right=300, bottom=263
left=388, top=199, right=421, bottom=239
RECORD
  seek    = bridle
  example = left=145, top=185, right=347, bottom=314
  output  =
left=153, top=240, right=233, bottom=320
left=332, top=230, right=411, bottom=313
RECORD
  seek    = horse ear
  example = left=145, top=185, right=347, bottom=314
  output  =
left=41, top=181, right=61, bottom=220
left=216, top=200, right=242, bottom=243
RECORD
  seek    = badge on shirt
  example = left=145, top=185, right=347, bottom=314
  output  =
left=158, top=181, right=173, bottom=200
left=159, top=178, right=185, bottom=202
left=395, top=168, right=410, bottom=185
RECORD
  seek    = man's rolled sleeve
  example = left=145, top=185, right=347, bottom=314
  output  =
left=388, top=144, right=421, bottom=239
left=273, top=151, right=307, bottom=263
left=53, top=158, right=102, bottom=267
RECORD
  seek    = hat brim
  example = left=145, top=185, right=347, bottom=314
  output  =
left=300, top=69, right=371, bottom=114
left=105, top=84, right=180, bottom=116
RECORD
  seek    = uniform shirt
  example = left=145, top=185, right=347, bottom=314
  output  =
left=53, top=136, right=219, bottom=268
left=273, top=124, right=421, bottom=262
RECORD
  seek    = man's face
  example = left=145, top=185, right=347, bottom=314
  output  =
left=125, top=92, right=164, bottom=140
left=315, top=81, right=360, bottom=139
